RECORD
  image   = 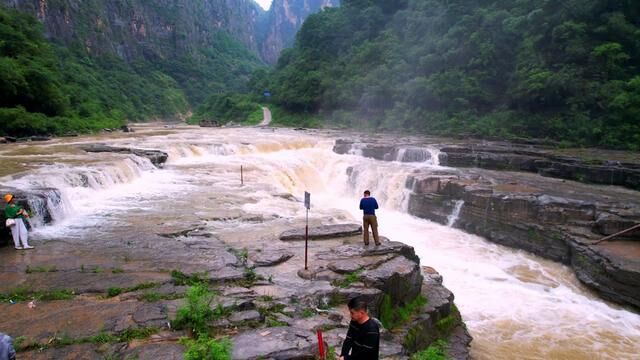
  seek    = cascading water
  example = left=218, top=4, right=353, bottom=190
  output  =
left=394, top=146, right=441, bottom=166
left=446, top=200, right=464, bottom=227
left=1, top=126, right=638, bottom=359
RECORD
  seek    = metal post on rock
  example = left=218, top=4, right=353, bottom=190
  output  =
left=241, top=165, right=244, bottom=186
left=304, top=191, right=311, bottom=270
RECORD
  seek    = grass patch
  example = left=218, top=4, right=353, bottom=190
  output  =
left=265, top=315, right=288, bottom=327
left=111, top=268, right=125, bottom=274
left=25, top=265, right=58, bottom=273
left=380, top=295, right=428, bottom=330
left=172, top=284, right=225, bottom=336
left=171, top=270, right=209, bottom=286
left=436, top=304, right=460, bottom=335
left=244, top=107, right=264, bottom=125
left=106, top=282, right=160, bottom=298
left=15, top=327, right=161, bottom=352
left=270, top=106, right=322, bottom=128
left=301, top=308, right=315, bottom=318
left=410, top=339, right=449, bottom=360
left=332, top=268, right=364, bottom=288
left=0, top=288, right=74, bottom=302
left=326, top=346, right=338, bottom=360
left=180, top=335, right=232, bottom=360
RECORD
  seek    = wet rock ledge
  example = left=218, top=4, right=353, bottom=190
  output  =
left=0, top=223, right=471, bottom=359
left=80, top=144, right=168, bottom=167
left=334, top=139, right=640, bottom=191
left=334, top=137, right=640, bottom=309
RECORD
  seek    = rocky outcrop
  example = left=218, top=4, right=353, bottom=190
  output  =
left=232, top=327, right=322, bottom=359
left=334, top=139, right=640, bottom=191
left=439, top=145, right=640, bottom=191
left=279, top=223, right=362, bottom=241
left=406, top=170, right=640, bottom=309
left=0, top=187, right=63, bottom=246
left=80, top=144, right=168, bottom=167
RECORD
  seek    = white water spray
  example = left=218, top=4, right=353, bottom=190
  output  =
left=446, top=200, right=464, bottom=227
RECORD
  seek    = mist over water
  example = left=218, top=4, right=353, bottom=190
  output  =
left=1, top=125, right=638, bottom=359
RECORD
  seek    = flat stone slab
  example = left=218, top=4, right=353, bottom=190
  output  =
left=251, top=250, right=294, bottom=267
left=80, top=144, right=168, bottom=167
left=231, top=327, right=319, bottom=359
left=22, top=343, right=125, bottom=360
left=279, top=223, right=362, bottom=241
left=122, top=343, right=185, bottom=360
left=229, top=310, right=263, bottom=323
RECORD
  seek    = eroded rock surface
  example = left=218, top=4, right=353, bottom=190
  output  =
left=80, top=144, right=168, bottom=167
left=279, top=223, right=362, bottom=241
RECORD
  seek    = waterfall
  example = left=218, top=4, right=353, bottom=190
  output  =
left=393, top=146, right=442, bottom=166
left=2, top=154, right=156, bottom=227
left=446, top=200, right=464, bottom=227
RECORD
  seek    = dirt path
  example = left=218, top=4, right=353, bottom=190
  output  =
left=257, top=107, right=271, bottom=126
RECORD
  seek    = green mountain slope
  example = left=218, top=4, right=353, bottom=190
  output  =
left=0, top=4, right=264, bottom=137
left=266, top=0, right=640, bottom=149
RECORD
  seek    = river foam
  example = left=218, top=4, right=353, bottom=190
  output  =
left=1, top=126, right=638, bottom=359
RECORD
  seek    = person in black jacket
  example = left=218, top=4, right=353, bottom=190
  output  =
left=340, top=297, right=380, bottom=360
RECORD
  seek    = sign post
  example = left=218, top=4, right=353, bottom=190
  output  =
left=304, top=191, right=310, bottom=270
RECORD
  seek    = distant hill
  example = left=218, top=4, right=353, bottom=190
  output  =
left=266, top=0, right=640, bottom=150
left=0, top=0, right=337, bottom=136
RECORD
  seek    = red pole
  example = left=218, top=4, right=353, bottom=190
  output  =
left=317, top=329, right=325, bottom=359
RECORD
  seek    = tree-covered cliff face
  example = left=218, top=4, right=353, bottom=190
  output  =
left=1, top=0, right=266, bottom=103
left=259, top=0, right=340, bottom=64
left=266, top=0, right=640, bottom=150
left=0, top=0, right=272, bottom=137
left=2, top=0, right=264, bottom=59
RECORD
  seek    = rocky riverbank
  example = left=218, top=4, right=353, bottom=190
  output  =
left=0, top=220, right=470, bottom=359
left=334, top=138, right=640, bottom=310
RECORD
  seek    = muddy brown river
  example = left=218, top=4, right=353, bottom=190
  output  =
left=1, top=125, right=639, bottom=359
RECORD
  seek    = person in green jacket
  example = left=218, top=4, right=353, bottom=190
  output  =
left=4, top=194, right=34, bottom=250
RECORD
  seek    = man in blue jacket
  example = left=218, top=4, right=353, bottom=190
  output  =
left=359, top=190, right=380, bottom=246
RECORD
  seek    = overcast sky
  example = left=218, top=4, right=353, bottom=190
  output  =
left=255, top=0, right=273, bottom=10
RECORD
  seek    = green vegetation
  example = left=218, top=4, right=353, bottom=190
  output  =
left=105, top=282, right=159, bottom=298
left=171, top=283, right=233, bottom=359
left=380, top=294, right=427, bottom=329
left=410, top=339, right=450, bottom=360
left=111, top=268, right=125, bottom=274
left=435, top=305, right=460, bottom=334
left=0, top=287, right=74, bottom=302
left=180, top=335, right=232, bottom=360
left=13, top=327, right=160, bottom=352
left=191, top=94, right=262, bottom=125
left=0, top=4, right=263, bottom=137
left=333, top=268, right=364, bottom=288
left=171, top=270, right=209, bottom=286
left=301, top=308, right=315, bottom=318
left=258, top=0, right=640, bottom=149
left=25, top=265, right=58, bottom=273
left=172, top=284, right=226, bottom=336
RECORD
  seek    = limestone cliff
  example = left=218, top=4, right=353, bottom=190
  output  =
left=1, top=0, right=264, bottom=61
left=1, top=0, right=339, bottom=64
left=259, top=0, right=340, bottom=64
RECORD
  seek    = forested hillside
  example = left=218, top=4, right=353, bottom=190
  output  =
left=0, top=4, right=263, bottom=137
left=265, top=0, right=640, bottom=149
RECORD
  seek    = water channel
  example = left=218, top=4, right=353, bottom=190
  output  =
left=1, top=125, right=638, bottom=359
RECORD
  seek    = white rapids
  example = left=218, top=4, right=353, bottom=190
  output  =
left=0, top=125, right=638, bottom=359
